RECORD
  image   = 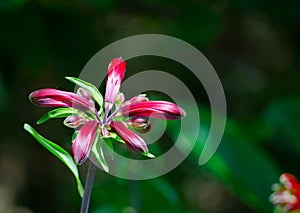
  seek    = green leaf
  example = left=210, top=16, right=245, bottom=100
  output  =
left=91, top=137, right=109, bottom=172
left=109, top=132, right=125, bottom=144
left=37, top=108, right=80, bottom=124
left=71, top=131, right=79, bottom=143
left=65, top=76, right=103, bottom=108
left=23, top=123, right=84, bottom=197
left=103, top=137, right=114, bottom=160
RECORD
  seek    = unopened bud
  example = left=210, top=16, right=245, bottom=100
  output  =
left=64, top=115, right=85, bottom=128
left=127, top=117, right=150, bottom=133
left=77, top=88, right=95, bottom=108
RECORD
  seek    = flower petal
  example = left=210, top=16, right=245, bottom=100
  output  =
left=121, top=100, right=186, bottom=120
left=280, top=173, right=300, bottom=191
left=111, top=121, right=148, bottom=153
left=72, top=120, right=99, bottom=165
left=271, top=173, right=300, bottom=211
left=104, top=58, right=126, bottom=112
left=29, top=88, right=93, bottom=111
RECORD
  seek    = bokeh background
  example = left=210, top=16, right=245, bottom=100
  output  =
left=1, top=0, right=300, bottom=212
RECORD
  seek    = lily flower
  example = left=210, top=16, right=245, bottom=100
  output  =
left=270, top=173, right=300, bottom=212
left=29, top=57, right=186, bottom=165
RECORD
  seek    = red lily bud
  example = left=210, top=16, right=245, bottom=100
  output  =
left=122, top=101, right=186, bottom=120
left=77, top=87, right=95, bottom=108
left=104, top=58, right=126, bottom=112
left=29, top=88, right=93, bottom=111
left=64, top=115, right=85, bottom=128
left=72, top=120, right=99, bottom=165
left=270, top=173, right=300, bottom=212
left=111, top=121, right=148, bottom=154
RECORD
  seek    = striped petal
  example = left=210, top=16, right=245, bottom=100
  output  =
left=121, top=100, right=186, bottom=120
left=111, top=121, right=148, bottom=154
left=104, top=58, right=126, bottom=112
left=72, top=120, right=99, bottom=165
left=29, top=88, right=93, bottom=111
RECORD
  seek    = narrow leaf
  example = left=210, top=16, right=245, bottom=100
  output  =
left=65, top=77, right=103, bottom=108
left=23, top=123, right=84, bottom=197
left=71, top=131, right=79, bottom=143
left=103, top=137, right=114, bottom=160
left=91, top=137, right=109, bottom=172
left=37, top=108, right=79, bottom=124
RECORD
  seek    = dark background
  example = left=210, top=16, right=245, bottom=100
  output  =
left=0, top=0, right=300, bottom=212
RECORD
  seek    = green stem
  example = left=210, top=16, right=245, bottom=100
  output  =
left=80, top=161, right=96, bottom=213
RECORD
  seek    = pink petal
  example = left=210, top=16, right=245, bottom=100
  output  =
left=29, top=88, right=92, bottom=111
left=121, top=101, right=186, bottom=120
left=72, top=120, right=99, bottom=165
left=280, top=173, right=300, bottom=191
left=104, top=58, right=126, bottom=112
left=111, top=121, right=148, bottom=153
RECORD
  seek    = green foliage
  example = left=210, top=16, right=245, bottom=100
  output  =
left=65, top=77, right=104, bottom=109
left=91, top=136, right=109, bottom=173
left=37, top=108, right=80, bottom=124
left=23, top=124, right=84, bottom=197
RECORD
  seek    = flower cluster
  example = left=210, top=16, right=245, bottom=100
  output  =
left=29, top=58, right=186, bottom=166
left=270, top=173, right=300, bottom=212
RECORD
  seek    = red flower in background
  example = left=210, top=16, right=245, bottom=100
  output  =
left=270, top=173, right=300, bottom=212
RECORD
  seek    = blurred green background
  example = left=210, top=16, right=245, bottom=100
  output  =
left=1, top=0, right=300, bottom=212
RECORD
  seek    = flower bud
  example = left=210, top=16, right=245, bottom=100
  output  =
left=77, top=88, right=95, bottom=108
left=72, top=120, right=99, bottom=165
left=126, top=117, right=150, bottom=133
left=29, top=88, right=92, bottom=111
left=64, top=115, right=85, bottom=128
left=111, top=121, right=148, bottom=154
left=122, top=100, right=186, bottom=120
left=105, top=58, right=126, bottom=113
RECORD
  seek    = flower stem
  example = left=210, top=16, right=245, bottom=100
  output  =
left=80, top=161, right=96, bottom=213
